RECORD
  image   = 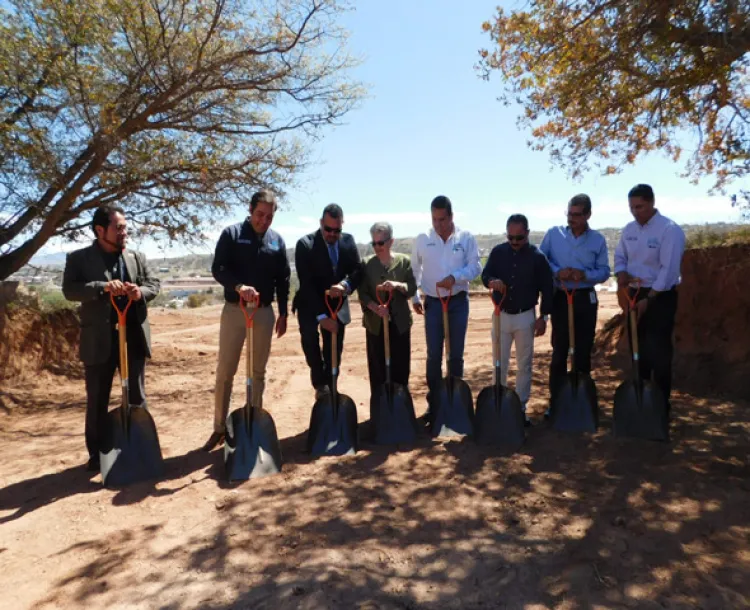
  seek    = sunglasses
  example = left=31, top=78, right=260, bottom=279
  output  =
left=371, top=239, right=388, bottom=247
left=323, top=225, right=342, bottom=234
left=507, top=235, right=526, bottom=242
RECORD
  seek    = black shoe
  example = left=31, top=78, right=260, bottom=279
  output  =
left=86, top=457, right=100, bottom=472
left=202, top=432, right=225, bottom=452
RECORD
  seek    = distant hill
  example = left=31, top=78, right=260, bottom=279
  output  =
left=150, top=221, right=747, bottom=272
left=20, top=221, right=746, bottom=281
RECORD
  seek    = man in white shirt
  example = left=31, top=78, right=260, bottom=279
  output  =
left=614, top=184, right=686, bottom=411
left=411, top=196, right=482, bottom=421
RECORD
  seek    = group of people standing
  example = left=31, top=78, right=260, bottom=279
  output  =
left=62, top=183, right=686, bottom=469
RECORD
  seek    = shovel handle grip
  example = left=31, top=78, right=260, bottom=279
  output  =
left=561, top=280, right=579, bottom=304
left=110, top=294, right=133, bottom=388
left=110, top=293, right=133, bottom=324
left=490, top=287, right=506, bottom=316
left=325, top=289, right=344, bottom=321
left=238, top=292, right=260, bottom=328
left=375, top=284, right=393, bottom=307
left=436, top=283, right=451, bottom=312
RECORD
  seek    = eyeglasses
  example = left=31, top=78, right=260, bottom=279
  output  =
left=371, top=239, right=388, bottom=247
left=507, top=235, right=526, bottom=242
left=323, top=225, right=342, bottom=234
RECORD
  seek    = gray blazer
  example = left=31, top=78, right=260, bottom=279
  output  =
left=62, top=242, right=160, bottom=365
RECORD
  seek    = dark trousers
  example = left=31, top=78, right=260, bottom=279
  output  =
left=365, top=323, right=411, bottom=394
left=550, top=288, right=598, bottom=397
left=84, top=338, right=146, bottom=460
left=628, top=288, right=678, bottom=400
left=298, top=314, right=346, bottom=390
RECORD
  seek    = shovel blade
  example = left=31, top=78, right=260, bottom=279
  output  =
left=307, top=394, right=358, bottom=456
left=613, top=380, right=669, bottom=441
left=430, top=376, right=474, bottom=438
left=370, top=383, right=418, bottom=445
left=100, top=405, right=165, bottom=488
left=550, top=373, right=599, bottom=433
left=475, top=385, right=525, bottom=449
left=224, top=405, right=283, bottom=481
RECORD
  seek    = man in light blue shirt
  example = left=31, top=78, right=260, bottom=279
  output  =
left=614, top=184, right=685, bottom=408
left=540, top=194, right=610, bottom=407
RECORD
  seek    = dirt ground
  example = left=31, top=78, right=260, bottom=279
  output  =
left=1, top=292, right=749, bottom=609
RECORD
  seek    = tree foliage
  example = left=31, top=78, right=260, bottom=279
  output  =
left=478, top=0, right=750, bottom=197
left=0, top=0, right=362, bottom=280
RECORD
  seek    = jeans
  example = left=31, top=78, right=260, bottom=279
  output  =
left=424, top=292, right=469, bottom=392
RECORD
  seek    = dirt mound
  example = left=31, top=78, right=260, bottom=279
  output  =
left=595, top=244, right=750, bottom=399
left=0, top=299, right=82, bottom=382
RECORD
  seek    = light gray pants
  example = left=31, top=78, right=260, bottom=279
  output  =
left=492, top=308, right=536, bottom=406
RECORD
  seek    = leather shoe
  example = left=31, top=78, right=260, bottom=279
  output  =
left=202, top=431, right=225, bottom=452
left=314, top=385, right=331, bottom=401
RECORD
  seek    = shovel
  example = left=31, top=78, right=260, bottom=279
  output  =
left=549, top=283, right=599, bottom=433
left=370, top=285, right=418, bottom=445
left=430, top=284, right=474, bottom=438
left=224, top=294, right=283, bottom=480
left=307, top=291, right=358, bottom=456
left=475, top=289, right=525, bottom=449
left=613, top=284, right=669, bottom=441
left=100, top=294, right=165, bottom=487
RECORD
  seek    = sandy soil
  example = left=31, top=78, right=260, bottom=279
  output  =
left=1, top=293, right=749, bottom=609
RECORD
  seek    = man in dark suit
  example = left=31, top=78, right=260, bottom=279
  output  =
left=294, top=204, right=363, bottom=399
left=62, top=205, right=160, bottom=472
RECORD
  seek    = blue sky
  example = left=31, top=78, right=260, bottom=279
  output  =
left=39, top=0, right=746, bottom=260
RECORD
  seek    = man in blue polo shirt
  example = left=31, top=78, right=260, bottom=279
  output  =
left=540, top=194, right=610, bottom=409
left=202, top=189, right=291, bottom=451
left=614, top=184, right=685, bottom=412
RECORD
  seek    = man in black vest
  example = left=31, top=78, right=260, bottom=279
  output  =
left=62, top=205, right=160, bottom=471
left=294, top=204, right=363, bottom=399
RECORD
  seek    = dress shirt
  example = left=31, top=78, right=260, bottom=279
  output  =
left=614, top=211, right=685, bottom=291
left=540, top=225, right=610, bottom=289
left=481, top=242, right=553, bottom=315
left=410, top=226, right=481, bottom=302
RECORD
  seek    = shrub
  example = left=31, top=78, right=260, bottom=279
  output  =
left=187, top=292, right=213, bottom=308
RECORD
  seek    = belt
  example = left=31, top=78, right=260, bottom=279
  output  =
left=425, top=290, right=467, bottom=300
left=230, top=299, right=270, bottom=308
left=501, top=306, right=534, bottom=315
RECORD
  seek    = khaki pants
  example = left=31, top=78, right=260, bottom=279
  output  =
left=491, top=308, right=536, bottom=407
left=214, top=302, right=275, bottom=433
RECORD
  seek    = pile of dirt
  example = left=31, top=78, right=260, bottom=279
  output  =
left=0, top=298, right=82, bottom=382
left=595, top=244, right=750, bottom=400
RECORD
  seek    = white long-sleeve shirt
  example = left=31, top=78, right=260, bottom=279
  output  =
left=613, top=211, right=685, bottom=291
left=411, top=226, right=481, bottom=301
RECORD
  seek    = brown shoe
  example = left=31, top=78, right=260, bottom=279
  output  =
left=202, top=431, right=225, bottom=452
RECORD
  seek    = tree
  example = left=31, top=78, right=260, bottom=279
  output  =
left=478, top=0, right=750, bottom=203
left=0, top=0, right=362, bottom=280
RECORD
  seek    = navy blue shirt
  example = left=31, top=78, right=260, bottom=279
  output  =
left=481, top=242, right=554, bottom=315
left=212, top=220, right=291, bottom=315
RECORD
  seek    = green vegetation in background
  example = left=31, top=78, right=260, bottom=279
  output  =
left=686, top=227, right=750, bottom=249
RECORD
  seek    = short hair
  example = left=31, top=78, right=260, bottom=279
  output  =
left=506, top=213, right=529, bottom=231
left=430, top=195, right=453, bottom=216
left=568, top=193, right=592, bottom=215
left=92, top=205, right=125, bottom=237
left=370, top=222, right=393, bottom=240
left=250, top=189, right=277, bottom=212
left=321, top=203, right=343, bottom=220
left=628, top=184, right=655, bottom=203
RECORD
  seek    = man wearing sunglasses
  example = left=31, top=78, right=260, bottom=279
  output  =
left=294, top=204, right=364, bottom=399
left=540, top=194, right=610, bottom=414
left=482, top=214, right=553, bottom=425
left=411, top=195, right=482, bottom=423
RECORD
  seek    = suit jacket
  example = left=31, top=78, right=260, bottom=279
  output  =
left=293, top=230, right=363, bottom=325
left=62, top=242, right=160, bottom=365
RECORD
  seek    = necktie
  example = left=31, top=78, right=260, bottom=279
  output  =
left=328, top=243, right=339, bottom=271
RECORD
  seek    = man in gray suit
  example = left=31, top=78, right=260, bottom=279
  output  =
left=63, top=205, right=160, bottom=471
